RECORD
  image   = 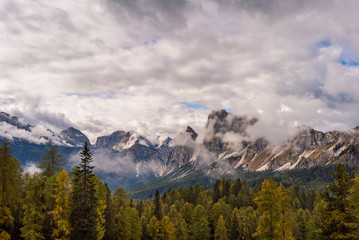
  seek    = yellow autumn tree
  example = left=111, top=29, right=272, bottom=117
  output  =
left=52, top=168, right=71, bottom=240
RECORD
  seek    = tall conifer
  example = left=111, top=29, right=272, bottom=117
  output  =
left=70, top=143, right=98, bottom=240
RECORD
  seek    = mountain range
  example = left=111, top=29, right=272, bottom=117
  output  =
left=0, top=110, right=358, bottom=191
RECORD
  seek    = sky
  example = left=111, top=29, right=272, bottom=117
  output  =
left=1, top=0, right=359, bottom=144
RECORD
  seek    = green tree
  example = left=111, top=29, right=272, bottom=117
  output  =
left=214, top=215, right=228, bottom=240
left=20, top=173, right=45, bottom=240
left=236, top=206, right=257, bottom=240
left=69, top=143, right=98, bottom=240
left=349, top=173, right=359, bottom=237
left=94, top=177, right=106, bottom=240
left=318, top=164, right=357, bottom=239
left=147, top=216, right=160, bottom=240
left=180, top=202, right=193, bottom=226
left=117, top=206, right=141, bottom=240
left=158, top=216, right=175, bottom=240
left=254, top=178, right=294, bottom=240
left=154, top=190, right=164, bottom=221
left=0, top=142, right=22, bottom=237
left=38, top=146, right=64, bottom=178
left=52, top=168, right=71, bottom=240
left=168, top=205, right=188, bottom=240
left=190, top=205, right=210, bottom=240
left=103, top=183, right=115, bottom=240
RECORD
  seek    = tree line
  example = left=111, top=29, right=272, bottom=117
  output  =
left=1, top=141, right=359, bottom=239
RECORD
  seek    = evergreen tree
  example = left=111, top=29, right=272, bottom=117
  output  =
left=69, top=143, right=98, bottom=240
left=229, top=208, right=240, bottom=240
left=168, top=205, right=188, bottom=240
left=318, top=164, right=357, bottom=239
left=349, top=173, right=359, bottom=237
left=236, top=206, right=257, bottom=240
left=277, top=184, right=295, bottom=240
left=147, top=216, right=160, bottom=240
left=52, top=168, right=71, bottom=240
left=94, top=177, right=106, bottom=240
left=0, top=198, right=13, bottom=240
left=103, top=183, right=115, bottom=240
left=20, top=173, right=45, bottom=240
left=158, top=216, right=175, bottom=240
left=0, top=141, right=22, bottom=238
left=117, top=206, right=141, bottom=240
left=190, top=205, right=210, bottom=240
left=214, top=215, right=228, bottom=240
left=38, top=146, right=64, bottom=178
left=154, top=190, right=163, bottom=220
left=42, top=175, right=57, bottom=240
left=254, top=178, right=294, bottom=240
left=179, top=203, right=193, bottom=226
left=294, top=209, right=310, bottom=240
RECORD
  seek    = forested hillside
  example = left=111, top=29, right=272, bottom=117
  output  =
left=1, top=141, right=359, bottom=239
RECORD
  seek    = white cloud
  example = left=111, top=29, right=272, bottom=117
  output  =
left=23, top=161, right=42, bottom=175
left=0, top=0, right=358, bottom=144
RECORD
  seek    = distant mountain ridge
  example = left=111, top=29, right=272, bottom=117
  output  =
left=1, top=110, right=359, bottom=192
left=132, top=110, right=359, bottom=195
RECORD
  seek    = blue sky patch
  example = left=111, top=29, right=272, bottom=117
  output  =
left=339, top=59, right=359, bottom=67
left=66, top=91, right=116, bottom=99
left=318, top=39, right=331, bottom=48
left=337, top=43, right=359, bottom=67
left=181, top=102, right=208, bottom=110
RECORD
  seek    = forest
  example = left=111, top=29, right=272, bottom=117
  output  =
left=1, top=141, right=359, bottom=240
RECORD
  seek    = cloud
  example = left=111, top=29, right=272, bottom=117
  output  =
left=23, top=161, right=42, bottom=175
left=0, top=0, right=359, bottom=144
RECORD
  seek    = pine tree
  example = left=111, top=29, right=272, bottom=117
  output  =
left=214, top=215, right=228, bottom=240
left=20, top=173, right=45, bottom=240
left=158, top=216, right=175, bottom=240
left=0, top=198, right=13, bottom=240
left=154, top=190, right=163, bottom=220
left=254, top=179, right=284, bottom=240
left=94, top=177, right=106, bottom=240
left=38, top=146, right=64, bottom=178
left=277, top=184, right=295, bottom=240
left=103, top=183, right=115, bottom=240
left=52, top=168, right=71, bottom=240
left=319, top=164, right=357, bottom=239
left=0, top=141, right=22, bottom=237
left=349, top=173, right=359, bottom=237
left=147, top=216, right=160, bottom=240
left=117, top=206, right=141, bottom=240
left=42, top=175, right=57, bottom=240
left=69, top=143, right=98, bottom=240
left=229, top=208, right=240, bottom=240
left=190, top=205, right=210, bottom=240
left=168, top=205, right=188, bottom=240
left=236, top=206, right=257, bottom=240
left=179, top=202, right=193, bottom=226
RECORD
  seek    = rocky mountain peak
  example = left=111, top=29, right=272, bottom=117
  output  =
left=186, top=126, right=198, bottom=141
left=0, top=111, right=31, bottom=131
left=60, top=127, right=90, bottom=147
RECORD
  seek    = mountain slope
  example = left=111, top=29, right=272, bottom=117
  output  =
left=131, top=110, right=359, bottom=196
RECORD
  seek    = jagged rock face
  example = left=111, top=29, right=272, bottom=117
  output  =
left=0, top=112, right=31, bottom=131
left=95, top=131, right=132, bottom=150
left=162, top=126, right=198, bottom=173
left=162, top=110, right=359, bottom=181
left=165, top=145, right=194, bottom=172
left=203, top=110, right=257, bottom=155
left=61, top=127, right=91, bottom=147
left=186, top=126, right=198, bottom=141
left=95, top=130, right=172, bottom=164
left=156, top=137, right=174, bottom=162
